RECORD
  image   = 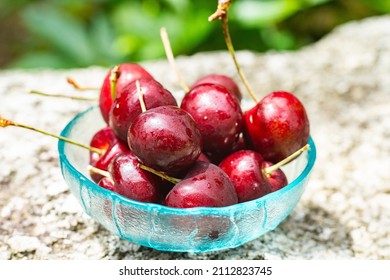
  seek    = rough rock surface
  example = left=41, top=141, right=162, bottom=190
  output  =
left=1, top=16, right=389, bottom=260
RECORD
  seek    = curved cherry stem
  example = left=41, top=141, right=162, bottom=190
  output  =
left=160, top=27, right=190, bottom=92
left=0, top=115, right=103, bottom=155
left=138, top=163, right=181, bottom=185
left=88, top=165, right=113, bottom=181
left=263, top=144, right=310, bottom=177
left=29, top=90, right=98, bottom=101
left=66, top=77, right=99, bottom=91
left=209, top=0, right=259, bottom=103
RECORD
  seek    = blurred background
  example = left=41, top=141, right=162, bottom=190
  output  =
left=1, top=0, right=389, bottom=69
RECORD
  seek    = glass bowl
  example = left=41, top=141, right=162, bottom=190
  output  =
left=58, top=106, right=316, bottom=253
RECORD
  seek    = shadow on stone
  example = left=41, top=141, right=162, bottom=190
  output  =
left=260, top=202, right=354, bottom=258
left=102, top=202, right=354, bottom=259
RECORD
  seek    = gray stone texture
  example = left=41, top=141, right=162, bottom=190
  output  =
left=1, top=16, right=389, bottom=259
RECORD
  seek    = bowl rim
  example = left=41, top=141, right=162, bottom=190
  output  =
left=58, top=106, right=316, bottom=216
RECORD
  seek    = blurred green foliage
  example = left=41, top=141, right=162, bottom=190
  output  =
left=0, top=0, right=388, bottom=69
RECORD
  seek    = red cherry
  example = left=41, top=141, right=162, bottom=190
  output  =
left=109, top=77, right=177, bottom=142
left=219, top=150, right=271, bottom=203
left=164, top=161, right=238, bottom=208
left=180, top=83, right=243, bottom=156
left=243, top=91, right=310, bottom=163
left=197, top=152, right=210, bottom=163
left=109, top=151, right=163, bottom=203
left=190, top=74, right=242, bottom=101
left=261, top=161, right=288, bottom=192
left=89, top=127, right=129, bottom=183
left=204, top=132, right=247, bottom=165
left=99, top=63, right=153, bottom=124
left=128, top=105, right=202, bottom=174
left=97, top=177, right=116, bottom=192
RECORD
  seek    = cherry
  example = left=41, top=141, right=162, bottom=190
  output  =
left=261, top=144, right=309, bottom=190
left=89, top=127, right=129, bottom=183
left=128, top=105, right=202, bottom=174
left=190, top=74, right=242, bottom=101
left=203, top=132, right=247, bottom=165
left=232, top=132, right=246, bottom=151
left=109, top=77, right=177, bottom=142
left=197, top=152, right=210, bottom=163
left=108, top=151, right=163, bottom=203
left=220, top=144, right=309, bottom=202
left=180, top=83, right=243, bottom=156
left=243, top=91, right=310, bottom=163
left=164, top=161, right=238, bottom=208
left=97, top=176, right=116, bottom=192
left=219, top=150, right=271, bottom=203
left=262, top=161, right=288, bottom=192
left=99, top=63, right=154, bottom=124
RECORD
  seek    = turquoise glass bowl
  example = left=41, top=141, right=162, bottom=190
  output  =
left=58, top=106, right=316, bottom=253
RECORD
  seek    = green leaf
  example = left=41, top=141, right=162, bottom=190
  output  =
left=231, top=0, right=301, bottom=27
left=111, top=2, right=157, bottom=37
left=161, top=0, right=191, bottom=13
left=8, top=52, right=73, bottom=69
left=361, top=0, right=390, bottom=13
left=260, top=27, right=297, bottom=50
left=90, top=12, right=122, bottom=65
left=21, top=4, right=94, bottom=66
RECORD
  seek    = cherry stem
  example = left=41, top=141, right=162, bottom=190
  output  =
left=110, top=65, right=120, bottom=100
left=208, top=0, right=231, bottom=21
left=88, top=165, right=113, bottom=181
left=29, top=90, right=98, bottom=101
left=0, top=115, right=103, bottom=155
left=137, top=163, right=181, bottom=185
left=209, top=0, right=259, bottom=103
left=66, top=77, right=99, bottom=91
left=136, top=80, right=147, bottom=113
left=263, top=144, right=310, bottom=176
left=160, top=27, right=190, bottom=92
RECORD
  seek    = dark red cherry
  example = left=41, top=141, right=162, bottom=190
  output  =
left=262, top=161, right=288, bottom=192
left=164, top=161, right=238, bottom=208
left=99, top=63, right=153, bottom=124
left=190, top=73, right=242, bottom=101
left=109, top=77, right=177, bottom=142
left=97, top=177, right=116, bottom=192
left=128, top=105, right=202, bottom=173
left=219, top=150, right=271, bottom=203
left=197, top=152, right=210, bottom=163
left=203, top=132, right=247, bottom=165
left=232, top=132, right=247, bottom=151
left=180, top=83, right=243, bottom=155
left=89, top=127, right=129, bottom=183
left=243, top=91, right=310, bottom=163
left=109, top=151, right=162, bottom=203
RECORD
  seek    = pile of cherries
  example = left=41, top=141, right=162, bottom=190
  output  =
left=89, top=62, right=310, bottom=208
